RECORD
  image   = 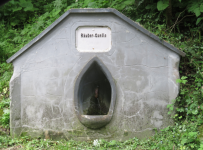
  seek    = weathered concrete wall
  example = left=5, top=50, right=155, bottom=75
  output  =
left=10, top=12, right=180, bottom=141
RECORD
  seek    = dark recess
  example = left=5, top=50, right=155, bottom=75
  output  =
left=78, top=61, right=111, bottom=115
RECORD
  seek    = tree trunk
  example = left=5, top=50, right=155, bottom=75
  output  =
left=166, top=0, right=172, bottom=28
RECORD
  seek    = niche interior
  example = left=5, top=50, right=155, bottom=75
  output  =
left=74, top=57, right=116, bottom=129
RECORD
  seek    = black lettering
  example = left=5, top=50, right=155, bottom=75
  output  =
left=81, top=33, right=83, bottom=37
left=95, top=33, right=97, bottom=37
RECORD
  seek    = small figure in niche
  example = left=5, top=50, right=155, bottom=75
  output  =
left=86, top=85, right=108, bottom=115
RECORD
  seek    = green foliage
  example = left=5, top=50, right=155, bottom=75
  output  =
left=157, top=0, right=169, bottom=11
left=176, top=76, right=188, bottom=84
left=0, top=0, right=68, bottom=130
left=188, top=0, right=203, bottom=17
left=0, top=98, right=10, bottom=128
left=167, top=99, right=175, bottom=115
left=64, top=0, right=135, bottom=11
left=0, top=109, right=10, bottom=128
left=0, top=124, right=200, bottom=149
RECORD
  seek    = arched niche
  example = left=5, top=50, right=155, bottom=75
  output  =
left=74, top=57, right=116, bottom=129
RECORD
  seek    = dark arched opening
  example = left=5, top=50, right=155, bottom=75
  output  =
left=79, top=61, right=111, bottom=115
left=74, top=57, right=116, bottom=129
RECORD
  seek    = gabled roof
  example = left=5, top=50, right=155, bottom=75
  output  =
left=7, top=8, right=185, bottom=63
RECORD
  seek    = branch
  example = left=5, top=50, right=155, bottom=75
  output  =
left=166, top=14, right=195, bottom=35
left=164, top=9, right=186, bottom=32
left=170, top=9, right=186, bottom=33
left=176, top=14, right=196, bottom=25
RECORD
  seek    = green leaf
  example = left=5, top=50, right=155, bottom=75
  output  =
left=51, top=9, right=61, bottom=17
left=116, top=0, right=134, bottom=10
left=9, top=0, right=16, bottom=4
left=192, top=109, right=198, bottom=115
left=157, top=0, right=169, bottom=11
left=109, top=140, right=117, bottom=146
left=196, top=17, right=203, bottom=24
left=194, top=7, right=201, bottom=17
left=123, top=0, right=134, bottom=5
left=145, top=5, right=151, bottom=9
left=110, top=0, right=118, bottom=7
left=200, top=4, right=203, bottom=12
left=3, top=88, right=7, bottom=94
left=181, top=138, right=187, bottom=145
left=188, top=132, right=197, bottom=137
left=10, top=20, right=19, bottom=26
left=87, top=2, right=97, bottom=8
left=136, top=19, right=142, bottom=22
left=181, top=76, right=187, bottom=80
left=200, top=144, right=203, bottom=148
left=19, top=0, right=34, bottom=11
left=3, top=109, right=10, bottom=114
left=176, top=79, right=181, bottom=83
left=83, top=0, right=95, bottom=7
left=13, top=7, right=22, bottom=12
left=182, top=80, right=187, bottom=84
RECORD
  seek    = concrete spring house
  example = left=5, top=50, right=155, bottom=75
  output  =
left=7, top=8, right=185, bottom=140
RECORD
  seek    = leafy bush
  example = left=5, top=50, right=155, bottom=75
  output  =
left=0, top=98, right=10, bottom=128
left=0, top=109, right=10, bottom=128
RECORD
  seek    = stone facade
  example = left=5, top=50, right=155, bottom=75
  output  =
left=7, top=9, right=185, bottom=141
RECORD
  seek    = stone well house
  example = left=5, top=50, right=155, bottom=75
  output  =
left=7, top=8, right=185, bottom=140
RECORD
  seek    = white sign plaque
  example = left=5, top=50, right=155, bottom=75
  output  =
left=76, top=26, right=111, bottom=52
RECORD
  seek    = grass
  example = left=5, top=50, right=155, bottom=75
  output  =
left=0, top=122, right=201, bottom=150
